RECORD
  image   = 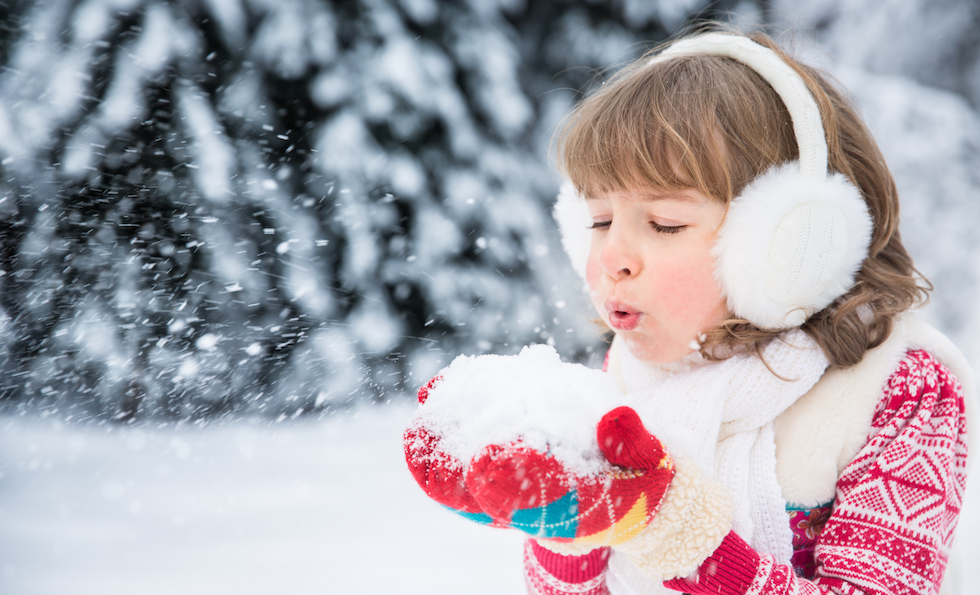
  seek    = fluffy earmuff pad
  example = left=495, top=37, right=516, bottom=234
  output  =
left=713, top=162, right=872, bottom=330
left=553, top=182, right=592, bottom=284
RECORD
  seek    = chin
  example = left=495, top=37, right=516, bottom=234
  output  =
left=622, top=336, right=691, bottom=365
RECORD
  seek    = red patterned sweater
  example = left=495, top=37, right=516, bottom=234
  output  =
left=524, top=349, right=968, bottom=595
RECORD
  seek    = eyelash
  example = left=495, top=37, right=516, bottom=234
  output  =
left=651, top=221, right=685, bottom=234
left=589, top=221, right=686, bottom=234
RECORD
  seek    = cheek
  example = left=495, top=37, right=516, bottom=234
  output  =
left=585, top=255, right=601, bottom=289
left=585, top=255, right=605, bottom=308
left=654, top=257, right=726, bottom=321
left=585, top=239, right=605, bottom=292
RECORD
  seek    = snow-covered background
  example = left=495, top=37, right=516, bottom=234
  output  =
left=0, top=404, right=527, bottom=593
left=2, top=402, right=979, bottom=594
left=1, top=0, right=980, bottom=593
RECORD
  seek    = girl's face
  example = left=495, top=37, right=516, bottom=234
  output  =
left=585, top=186, right=729, bottom=364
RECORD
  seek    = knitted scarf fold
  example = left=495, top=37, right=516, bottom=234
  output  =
left=608, top=329, right=828, bottom=594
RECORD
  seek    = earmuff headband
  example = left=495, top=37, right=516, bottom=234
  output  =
left=650, top=35, right=827, bottom=179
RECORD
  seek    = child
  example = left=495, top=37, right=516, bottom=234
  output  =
left=406, top=27, right=974, bottom=595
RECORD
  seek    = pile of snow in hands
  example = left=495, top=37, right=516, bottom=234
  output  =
left=408, top=345, right=629, bottom=475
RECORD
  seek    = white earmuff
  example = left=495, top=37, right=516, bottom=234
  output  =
left=553, top=33, right=873, bottom=330
left=553, top=182, right=592, bottom=283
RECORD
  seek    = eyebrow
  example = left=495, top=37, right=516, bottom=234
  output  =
left=639, top=191, right=693, bottom=202
left=585, top=190, right=694, bottom=202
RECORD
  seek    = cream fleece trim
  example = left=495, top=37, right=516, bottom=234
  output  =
left=536, top=456, right=733, bottom=582
left=774, top=312, right=977, bottom=507
left=610, top=456, right=733, bottom=581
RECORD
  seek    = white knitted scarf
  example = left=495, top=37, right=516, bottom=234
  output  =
left=608, top=329, right=829, bottom=594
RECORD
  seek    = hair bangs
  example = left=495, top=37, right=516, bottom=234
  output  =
left=556, top=58, right=734, bottom=203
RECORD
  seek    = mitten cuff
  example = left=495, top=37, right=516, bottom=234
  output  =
left=535, top=537, right=607, bottom=557
left=663, top=531, right=760, bottom=594
left=528, top=539, right=610, bottom=583
left=613, top=456, right=733, bottom=580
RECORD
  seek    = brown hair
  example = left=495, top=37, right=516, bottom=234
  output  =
left=555, top=27, right=930, bottom=368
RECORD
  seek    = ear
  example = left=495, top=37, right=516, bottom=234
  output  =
left=552, top=182, right=592, bottom=284
left=713, top=162, right=872, bottom=329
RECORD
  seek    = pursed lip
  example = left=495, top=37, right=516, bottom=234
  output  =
left=605, top=300, right=642, bottom=331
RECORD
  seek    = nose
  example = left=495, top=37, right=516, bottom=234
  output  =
left=598, top=224, right=641, bottom=280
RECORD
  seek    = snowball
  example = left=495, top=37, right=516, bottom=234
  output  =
left=410, top=344, right=627, bottom=475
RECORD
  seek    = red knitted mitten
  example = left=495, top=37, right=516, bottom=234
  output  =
left=403, top=376, right=495, bottom=524
left=465, top=406, right=674, bottom=545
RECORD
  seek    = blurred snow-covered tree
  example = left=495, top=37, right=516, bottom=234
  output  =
left=0, top=0, right=739, bottom=419
left=771, top=0, right=980, bottom=110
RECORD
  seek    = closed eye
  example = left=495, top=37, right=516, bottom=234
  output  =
left=651, top=221, right=685, bottom=234
left=589, top=221, right=610, bottom=230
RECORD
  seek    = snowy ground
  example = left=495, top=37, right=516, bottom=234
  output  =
left=0, top=402, right=525, bottom=595
left=1, top=401, right=978, bottom=595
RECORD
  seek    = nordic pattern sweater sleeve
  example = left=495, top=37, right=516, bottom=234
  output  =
left=664, top=349, right=968, bottom=595
left=524, top=349, right=968, bottom=595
